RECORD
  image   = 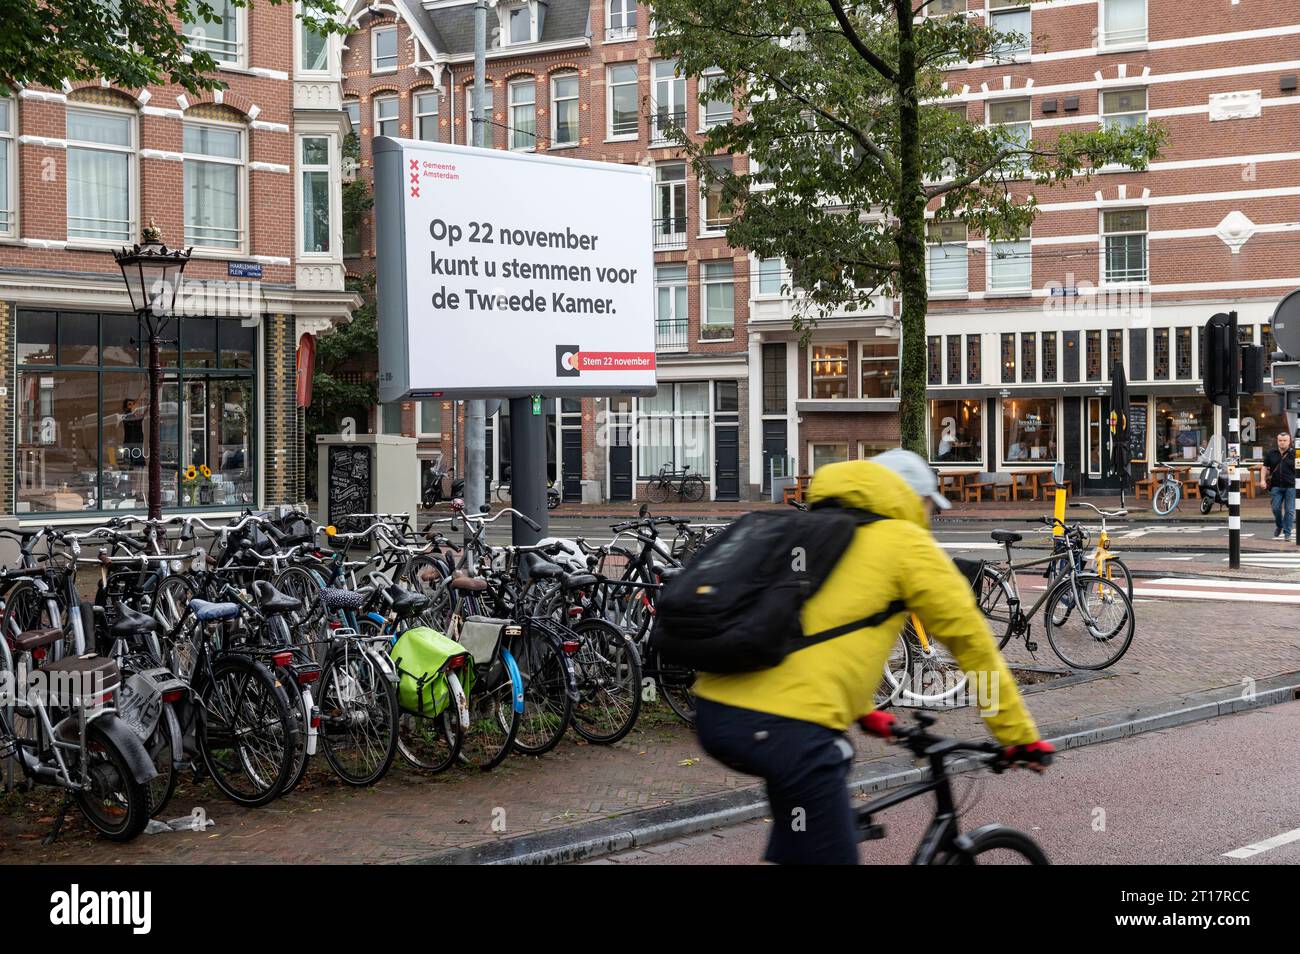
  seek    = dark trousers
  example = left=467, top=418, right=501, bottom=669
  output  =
left=695, top=697, right=857, bottom=864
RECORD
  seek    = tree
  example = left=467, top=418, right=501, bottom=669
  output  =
left=0, top=0, right=346, bottom=94
left=649, top=0, right=1165, bottom=454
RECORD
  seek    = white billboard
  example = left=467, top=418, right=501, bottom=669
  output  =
left=374, top=138, right=657, bottom=401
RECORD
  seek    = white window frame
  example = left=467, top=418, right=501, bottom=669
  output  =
left=297, top=134, right=333, bottom=257
left=701, top=157, right=732, bottom=235
left=997, top=396, right=1062, bottom=468
left=378, top=402, right=404, bottom=435
left=66, top=105, right=137, bottom=247
left=809, top=442, right=850, bottom=471
left=654, top=161, right=687, bottom=249
left=860, top=338, right=901, bottom=400
left=987, top=231, right=1032, bottom=294
left=700, top=260, right=735, bottom=341
left=1101, top=86, right=1148, bottom=131
left=296, top=1, right=334, bottom=76
left=606, top=0, right=637, bottom=41
left=655, top=263, right=688, bottom=352
left=1099, top=0, right=1148, bottom=49
left=343, top=98, right=360, bottom=138
left=507, top=78, right=536, bottom=151
left=182, top=119, right=247, bottom=253
left=926, top=221, right=969, bottom=297
left=501, top=3, right=535, bottom=47
left=606, top=63, right=639, bottom=140
left=755, top=257, right=786, bottom=297
left=700, top=68, right=731, bottom=129
left=635, top=382, right=712, bottom=480
left=414, top=90, right=439, bottom=141
left=550, top=72, right=579, bottom=146
left=1101, top=207, right=1149, bottom=285
left=417, top=400, right=442, bottom=438
left=987, top=96, right=1032, bottom=178
left=184, top=0, right=246, bottom=68
left=464, top=86, right=494, bottom=146
left=808, top=343, right=850, bottom=400
left=651, top=59, right=684, bottom=145
left=0, top=93, right=16, bottom=238
left=371, top=25, right=398, bottom=73
left=988, top=1, right=1031, bottom=60
left=374, top=94, right=399, bottom=138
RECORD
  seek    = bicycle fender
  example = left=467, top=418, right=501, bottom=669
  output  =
left=89, top=712, right=158, bottom=785
left=499, top=647, right=525, bottom=713
left=364, top=644, right=400, bottom=685
left=446, top=671, right=471, bottom=732
left=542, top=632, right=580, bottom=702
left=162, top=702, right=184, bottom=770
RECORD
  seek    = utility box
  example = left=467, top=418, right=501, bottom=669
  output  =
left=316, top=433, right=418, bottom=531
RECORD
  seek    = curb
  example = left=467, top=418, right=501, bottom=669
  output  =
left=410, top=671, right=1300, bottom=866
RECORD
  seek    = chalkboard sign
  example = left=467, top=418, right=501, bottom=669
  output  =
left=1128, top=402, right=1149, bottom=462
left=328, top=445, right=372, bottom=532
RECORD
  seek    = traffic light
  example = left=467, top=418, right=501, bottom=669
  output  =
left=1241, top=344, right=1266, bottom=394
left=1201, top=312, right=1238, bottom=407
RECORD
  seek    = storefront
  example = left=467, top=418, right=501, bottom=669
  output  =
left=14, top=309, right=258, bottom=515
left=1154, top=396, right=1215, bottom=464
left=928, top=398, right=984, bottom=464
left=999, top=396, right=1059, bottom=466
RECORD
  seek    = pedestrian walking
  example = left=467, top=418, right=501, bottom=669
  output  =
left=1261, top=432, right=1296, bottom=540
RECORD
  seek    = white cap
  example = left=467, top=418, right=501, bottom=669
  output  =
left=872, top=448, right=952, bottom=511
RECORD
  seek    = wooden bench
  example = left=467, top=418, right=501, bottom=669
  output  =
left=1040, top=479, right=1072, bottom=498
left=963, top=472, right=996, bottom=502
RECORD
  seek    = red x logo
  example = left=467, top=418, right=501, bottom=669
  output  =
left=410, top=171, right=419, bottom=185
left=409, top=159, right=418, bottom=171
left=410, top=186, right=420, bottom=198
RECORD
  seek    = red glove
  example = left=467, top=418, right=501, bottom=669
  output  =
left=1003, top=739, right=1055, bottom=768
left=859, top=711, right=897, bottom=739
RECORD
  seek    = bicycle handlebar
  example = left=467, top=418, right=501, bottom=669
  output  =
left=1068, top=502, right=1128, bottom=518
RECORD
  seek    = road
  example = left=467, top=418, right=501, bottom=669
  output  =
left=587, top=701, right=1300, bottom=865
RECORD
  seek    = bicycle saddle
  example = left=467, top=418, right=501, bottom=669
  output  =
left=189, top=598, right=240, bottom=622
left=562, top=572, right=597, bottom=589
left=449, top=570, right=489, bottom=591
left=522, top=553, right=564, bottom=581
left=11, top=627, right=62, bottom=652
left=319, top=587, right=366, bottom=612
left=111, top=600, right=159, bottom=637
left=990, top=530, right=1023, bottom=545
left=253, top=581, right=303, bottom=616
left=657, top=566, right=684, bottom=582
left=387, top=586, right=431, bottom=616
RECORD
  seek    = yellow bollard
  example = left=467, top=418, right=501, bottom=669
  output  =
left=1053, top=487, right=1066, bottom=538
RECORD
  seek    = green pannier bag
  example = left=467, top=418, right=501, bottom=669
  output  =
left=391, top=627, right=474, bottom=717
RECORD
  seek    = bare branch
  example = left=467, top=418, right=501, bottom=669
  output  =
left=826, top=0, right=899, bottom=84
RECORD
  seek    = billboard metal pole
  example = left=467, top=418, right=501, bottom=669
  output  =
left=1227, top=311, right=1241, bottom=569
left=463, top=0, right=490, bottom=529
left=510, top=396, right=548, bottom=544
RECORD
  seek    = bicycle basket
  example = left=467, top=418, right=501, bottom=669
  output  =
left=951, top=556, right=984, bottom=593
left=458, top=617, right=519, bottom=684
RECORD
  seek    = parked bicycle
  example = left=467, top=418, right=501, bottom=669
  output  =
left=644, top=462, right=706, bottom=503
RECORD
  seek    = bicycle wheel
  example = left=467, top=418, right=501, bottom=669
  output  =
left=459, top=654, right=521, bottom=771
left=152, top=575, right=195, bottom=634
left=496, top=483, right=511, bottom=502
left=1152, top=480, right=1180, bottom=515
left=274, top=566, right=324, bottom=658
left=1094, top=555, right=1133, bottom=602
left=654, top=650, right=697, bottom=725
left=568, top=618, right=642, bottom=744
left=975, top=568, right=1017, bottom=650
left=73, top=722, right=151, bottom=842
left=199, top=656, right=296, bottom=807
left=2, top=581, right=61, bottom=656
left=144, top=705, right=182, bottom=818
left=645, top=478, right=669, bottom=503
left=939, top=826, right=1049, bottom=865
left=510, top=634, right=574, bottom=755
left=680, top=475, right=706, bottom=502
left=318, top=648, right=400, bottom=786
left=1044, top=574, right=1135, bottom=670
left=897, top=617, right=968, bottom=707
left=396, top=680, right=463, bottom=773
left=875, top=628, right=913, bottom=709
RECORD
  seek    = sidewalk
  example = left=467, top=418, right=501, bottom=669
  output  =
left=2, top=596, right=1294, bottom=864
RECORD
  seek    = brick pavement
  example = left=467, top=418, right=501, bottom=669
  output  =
left=1, top=595, right=1293, bottom=864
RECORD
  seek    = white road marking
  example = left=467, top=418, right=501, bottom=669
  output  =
left=1223, top=826, right=1300, bottom=859
left=939, top=542, right=1006, bottom=551
left=1157, top=556, right=1195, bottom=561
left=1145, top=577, right=1300, bottom=591
left=1134, top=587, right=1300, bottom=604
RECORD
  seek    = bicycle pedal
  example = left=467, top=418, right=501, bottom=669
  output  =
left=1025, top=640, right=1038, bottom=653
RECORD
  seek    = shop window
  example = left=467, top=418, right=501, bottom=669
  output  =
left=930, top=400, right=983, bottom=463
left=1002, top=397, right=1058, bottom=463
left=1156, top=397, right=1214, bottom=463
left=811, top=344, right=849, bottom=399
left=1021, top=332, right=1037, bottom=383
left=637, top=382, right=709, bottom=477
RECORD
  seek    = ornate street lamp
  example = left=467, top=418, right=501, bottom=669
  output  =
left=114, top=222, right=192, bottom=520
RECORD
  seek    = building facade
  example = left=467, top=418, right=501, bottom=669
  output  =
left=0, top=1, right=357, bottom=522
left=923, top=0, right=1300, bottom=492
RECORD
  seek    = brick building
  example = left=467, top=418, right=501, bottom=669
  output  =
left=923, top=0, right=1300, bottom=494
left=0, top=1, right=357, bottom=521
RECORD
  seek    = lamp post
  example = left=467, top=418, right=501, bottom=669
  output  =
left=114, top=223, right=192, bottom=520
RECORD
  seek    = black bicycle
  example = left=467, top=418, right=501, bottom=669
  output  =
left=856, top=712, right=1050, bottom=864
left=644, top=463, right=706, bottom=503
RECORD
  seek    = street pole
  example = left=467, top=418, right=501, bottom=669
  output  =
left=509, top=396, right=549, bottom=544
left=146, top=313, right=163, bottom=521
left=462, top=0, right=490, bottom=529
left=1228, top=311, right=1241, bottom=570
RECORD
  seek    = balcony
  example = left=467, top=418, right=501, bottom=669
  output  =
left=648, top=105, right=686, bottom=146
left=653, top=216, right=688, bottom=250
left=605, top=25, right=637, bottom=41
left=656, top=318, right=688, bottom=353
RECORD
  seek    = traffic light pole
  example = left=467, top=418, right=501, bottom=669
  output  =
left=1228, top=399, right=1241, bottom=569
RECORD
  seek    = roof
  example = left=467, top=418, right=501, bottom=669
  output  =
left=419, top=0, right=591, bottom=57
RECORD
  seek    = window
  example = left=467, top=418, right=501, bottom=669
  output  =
left=701, top=68, right=731, bottom=128
left=652, top=60, right=685, bottom=144
left=607, top=63, right=639, bottom=139
left=300, top=7, right=330, bottom=72
left=300, top=136, right=331, bottom=254
left=372, top=26, right=398, bottom=71
left=988, top=98, right=1031, bottom=176
left=967, top=335, right=982, bottom=383
left=947, top=335, right=962, bottom=384
left=374, top=95, right=399, bottom=138
left=1003, top=398, right=1058, bottom=463
left=811, top=444, right=849, bottom=471
left=0, top=95, right=11, bottom=235
left=1153, top=328, right=1170, bottom=378
left=701, top=261, right=734, bottom=339
left=929, top=0, right=965, bottom=15
left=1102, top=88, right=1147, bottom=131
left=380, top=402, right=403, bottom=434
left=989, top=232, right=1031, bottom=291
left=1102, top=0, right=1147, bottom=47
left=508, top=79, right=536, bottom=150
left=607, top=0, right=637, bottom=40
left=655, top=264, right=688, bottom=352
left=15, top=311, right=256, bottom=514
left=928, top=336, right=943, bottom=386
left=861, top=340, right=900, bottom=398
left=927, top=221, right=968, bottom=295
left=930, top=400, right=983, bottom=463
left=551, top=73, right=579, bottom=146
left=183, top=122, right=244, bottom=250
left=1240, top=393, right=1285, bottom=461
left=810, top=344, right=849, bottom=399
left=343, top=99, right=360, bottom=137
left=1156, top=397, right=1213, bottom=463
left=184, top=0, right=242, bottom=66
left=763, top=343, right=787, bottom=414
left=1001, top=333, right=1016, bottom=384
left=464, top=87, right=493, bottom=146
left=505, top=5, right=533, bottom=45
left=66, top=109, right=134, bottom=243
left=1107, top=328, right=1124, bottom=378
left=1042, top=332, right=1057, bottom=382
left=418, top=401, right=441, bottom=437
left=702, top=157, right=733, bottom=233
left=989, top=0, right=1031, bottom=58
left=1176, top=326, right=1192, bottom=379
left=1021, top=332, right=1037, bottom=382
left=757, top=257, right=784, bottom=296
left=1103, top=208, right=1148, bottom=283
left=415, top=91, right=439, bottom=141
left=1086, top=329, right=1101, bottom=381
left=1087, top=397, right=1103, bottom=475
left=654, top=162, right=687, bottom=248
left=637, top=382, right=708, bottom=477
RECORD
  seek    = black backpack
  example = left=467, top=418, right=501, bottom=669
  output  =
left=649, top=504, right=904, bottom=674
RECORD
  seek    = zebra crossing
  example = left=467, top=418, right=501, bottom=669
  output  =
left=1136, top=575, right=1300, bottom=604
left=1221, top=553, right=1300, bottom=571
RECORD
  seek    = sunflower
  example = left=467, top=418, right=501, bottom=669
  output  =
left=184, top=465, right=198, bottom=482
left=199, top=464, right=212, bottom=479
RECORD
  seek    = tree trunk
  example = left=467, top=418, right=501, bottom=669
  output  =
left=894, top=0, right=929, bottom=458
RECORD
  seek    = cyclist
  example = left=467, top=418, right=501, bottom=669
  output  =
left=693, top=449, right=1054, bottom=865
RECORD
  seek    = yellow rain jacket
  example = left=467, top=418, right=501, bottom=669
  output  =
left=693, top=460, right=1039, bottom=746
